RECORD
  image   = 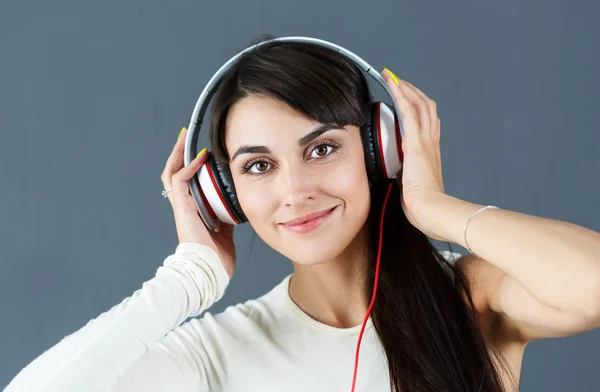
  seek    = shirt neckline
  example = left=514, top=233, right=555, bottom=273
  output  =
left=282, top=273, right=374, bottom=336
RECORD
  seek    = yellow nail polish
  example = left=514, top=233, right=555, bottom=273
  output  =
left=178, top=127, right=187, bottom=140
left=197, top=148, right=207, bottom=158
left=384, top=68, right=399, bottom=85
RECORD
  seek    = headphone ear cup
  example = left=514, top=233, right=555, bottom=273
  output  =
left=207, top=156, right=247, bottom=224
left=361, top=102, right=385, bottom=181
left=368, top=101, right=403, bottom=179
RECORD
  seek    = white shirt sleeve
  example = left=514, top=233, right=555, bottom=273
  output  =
left=3, top=242, right=232, bottom=392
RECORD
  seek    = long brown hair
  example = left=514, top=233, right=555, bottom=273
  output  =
left=207, top=34, right=517, bottom=392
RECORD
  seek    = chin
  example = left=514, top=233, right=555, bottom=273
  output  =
left=283, top=240, right=349, bottom=265
left=271, top=210, right=367, bottom=265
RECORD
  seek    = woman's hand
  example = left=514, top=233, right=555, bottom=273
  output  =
left=382, top=69, right=447, bottom=241
left=160, top=128, right=237, bottom=279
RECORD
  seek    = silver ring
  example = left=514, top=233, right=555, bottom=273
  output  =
left=161, top=188, right=172, bottom=198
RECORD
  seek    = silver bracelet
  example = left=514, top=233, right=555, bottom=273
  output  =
left=463, top=205, right=499, bottom=258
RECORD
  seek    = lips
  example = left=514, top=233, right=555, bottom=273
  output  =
left=280, top=207, right=337, bottom=227
left=279, top=206, right=338, bottom=234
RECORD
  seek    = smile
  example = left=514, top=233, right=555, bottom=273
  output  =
left=279, top=206, right=338, bottom=234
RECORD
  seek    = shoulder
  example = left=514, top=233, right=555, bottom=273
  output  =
left=452, top=253, right=504, bottom=312
left=436, top=249, right=494, bottom=316
left=451, top=254, right=524, bottom=346
left=198, top=274, right=292, bottom=340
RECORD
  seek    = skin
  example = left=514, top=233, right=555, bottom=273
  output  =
left=225, top=94, right=374, bottom=329
left=221, top=94, right=526, bottom=390
left=162, top=69, right=600, bottom=391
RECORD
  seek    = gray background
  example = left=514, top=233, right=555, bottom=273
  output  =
left=1, top=0, right=599, bottom=390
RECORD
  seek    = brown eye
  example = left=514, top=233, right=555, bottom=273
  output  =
left=241, top=159, right=274, bottom=176
left=255, top=162, right=268, bottom=172
left=246, top=161, right=272, bottom=175
left=314, top=145, right=329, bottom=157
left=315, top=146, right=327, bottom=156
left=309, top=142, right=339, bottom=160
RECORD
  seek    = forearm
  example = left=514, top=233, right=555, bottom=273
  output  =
left=419, top=193, right=600, bottom=317
left=4, top=243, right=229, bottom=392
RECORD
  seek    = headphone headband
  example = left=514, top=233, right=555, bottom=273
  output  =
left=183, top=36, right=404, bottom=230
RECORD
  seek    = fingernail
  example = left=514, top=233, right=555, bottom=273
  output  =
left=177, top=127, right=187, bottom=140
left=196, top=148, right=207, bottom=158
left=384, top=68, right=399, bottom=85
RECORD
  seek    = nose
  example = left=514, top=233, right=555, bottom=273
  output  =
left=278, top=164, right=317, bottom=207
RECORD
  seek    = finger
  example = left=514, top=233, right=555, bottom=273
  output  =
left=160, top=173, right=174, bottom=206
left=170, top=127, right=188, bottom=174
left=177, top=148, right=210, bottom=182
left=395, top=79, right=431, bottom=133
left=162, top=127, right=188, bottom=181
left=170, top=148, right=210, bottom=203
left=160, top=176, right=175, bottom=205
left=402, top=80, right=439, bottom=133
left=165, top=189, right=175, bottom=205
left=382, top=70, right=426, bottom=125
left=159, top=177, right=175, bottom=205
left=161, top=127, right=190, bottom=206
left=402, top=80, right=429, bottom=104
left=382, top=70, right=420, bottom=133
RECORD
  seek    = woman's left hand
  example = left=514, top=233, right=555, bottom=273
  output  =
left=381, top=68, right=446, bottom=241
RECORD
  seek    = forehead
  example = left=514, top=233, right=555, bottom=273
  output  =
left=224, top=95, right=318, bottom=146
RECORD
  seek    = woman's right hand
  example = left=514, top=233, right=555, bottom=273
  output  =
left=160, top=127, right=236, bottom=279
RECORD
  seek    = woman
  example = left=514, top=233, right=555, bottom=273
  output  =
left=5, top=37, right=600, bottom=392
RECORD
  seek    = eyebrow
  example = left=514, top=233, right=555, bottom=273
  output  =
left=230, top=124, right=345, bottom=162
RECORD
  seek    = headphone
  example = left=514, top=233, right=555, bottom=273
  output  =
left=183, top=36, right=404, bottom=232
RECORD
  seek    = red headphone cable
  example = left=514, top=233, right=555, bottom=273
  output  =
left=350, top=181, right=393, bottom=392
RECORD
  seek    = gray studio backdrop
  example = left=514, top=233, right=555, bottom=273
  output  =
left=1, top=0, right=599, bottom=390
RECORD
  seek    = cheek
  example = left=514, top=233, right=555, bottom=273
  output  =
left=324, top=145, right=370, bottom=194
left=338, top=146, right=371, bottom=219
left=236, top=183, right=270, bottom=222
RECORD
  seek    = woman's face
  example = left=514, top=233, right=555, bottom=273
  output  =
left=225, top=95, right=371, bottom=265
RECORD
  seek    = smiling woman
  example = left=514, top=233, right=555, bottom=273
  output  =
left=5, top=36, right=524, bottom=392
left=204, top=36, right=516, bottom=391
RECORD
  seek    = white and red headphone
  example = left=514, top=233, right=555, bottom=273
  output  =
left=183, top=36, right=404, bottom=232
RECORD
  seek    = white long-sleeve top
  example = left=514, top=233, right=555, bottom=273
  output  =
left=4, top=242, right=461, bottom=392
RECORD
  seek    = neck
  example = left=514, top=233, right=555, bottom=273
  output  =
left=288, top=224, right=372, bottom=329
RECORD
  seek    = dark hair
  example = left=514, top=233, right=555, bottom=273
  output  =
left=208, top=34, right=517, bottom=392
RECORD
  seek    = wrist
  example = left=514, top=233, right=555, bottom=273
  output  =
left=410, top=192, right=453, bottom=242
